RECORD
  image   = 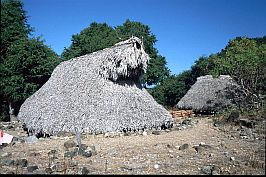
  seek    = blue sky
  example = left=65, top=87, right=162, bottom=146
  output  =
left=22, top=0, right=266, bottom=75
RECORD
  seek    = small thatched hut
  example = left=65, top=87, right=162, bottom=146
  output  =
left=176, top=75, right=244, bottom=113
left=18, top=37, right=173, bottom=135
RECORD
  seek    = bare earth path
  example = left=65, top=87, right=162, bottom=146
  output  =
left=0, top=117, right=265, bottom=175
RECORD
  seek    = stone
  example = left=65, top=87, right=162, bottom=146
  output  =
left=168, top=149, right=174, bottom=153
left=6, top=125, right=14, bottom=129
left=2, top=159, right=15, bottom=166
left=213, top=119, right=222, bottom=127
left=176, top=127, right=182, bottom=131
left=50, top=162, right=64, bottom=172
left=167, top=144, right=174, bottom=148
left=224, top=151, right=229, bottom=157
left=123, top=132, right=130, bottom=136
left=29, top=152, right=41, bottom=157
left=45, top=167, right=53, bottom=174
left=81, top=167, right=90, bottom=174
left=56, top=131, right=74, bottom=137
left=169, top=154, right=174, bottom=158
left=6, top=171, right=15, bottom=174
left=108, top=132, right=117, bottom=138
left=64, top=140, right=76, bottom=149
left=79, top=144, right=88, bottom=150
left=238, top=119, right=256, bottom=128
left=27, top=165, right=39, bottom=172
left=79, top=149, right=92, bottom=158
left=179, top=143, right=189, bottom=150
left=24, top=136, right=38, bottom=143
left=69, top=147, right=79, bottom=154
left=50, top=164, right=57, bottom=171
left=120, top=166, right=133, bottom=171
left=227, top=111, right=240, bottom=122
left=209, top=153, right=214, bottom=157
left=142, top=131, right=148, bottom=136
left=88, top=145, right=97, bottom=155
left=1, top=152, right=12, bottom=158
left=0, top=143, right=8, bottom=149
left=230, top=156, right=235, bottom=161
left=15, top=158, right=28, bottom=167
left=212, top=166, right=220, bottom=175
left=152, top=130, right=161, bottom=135
left=12, top=137, right=19, bottom=142
left=165, top=129, right=171, bottom=133
left=104, top=132, right=110, bottom=138
left=19, top=138, right=26, bottom=143
left=199, top=142, right=205, bottom=145
left=194, top=143, right=213, bottom=153
left=48, top=149, right=57, bottom=155
left=138, top=130, right=143, bottom=135
left=155, top=143, right=173, bottom=149
left=32, top=169, right=46, bottom=174
left=68, top=160, right=78, bottom=167
left=241, top=135, right=248, bottom=139
left=182, top=119, right=192, bottom=125
left=154, top=164, right=160, bottom=169
left=64, top=151, right=77, bottom=158
left=201, top=165, right=213, bottom=175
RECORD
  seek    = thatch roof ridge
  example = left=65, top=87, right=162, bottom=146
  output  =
left=18, top=37, right=172, bottom=135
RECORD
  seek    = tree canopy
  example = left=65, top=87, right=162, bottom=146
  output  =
left=0, top=0, right=32, bottom=60
left=149, top=74, right=187, bottom=108
left=1, top=38, right=59, bottom=102
left=0, top=0, right=60, bottom=121
left=211, top=37, right=266, bottom=97
left=61, top=22, right=119, bottom=60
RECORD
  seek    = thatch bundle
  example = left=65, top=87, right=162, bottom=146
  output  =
left=176, top=75, right=244, bottom=113
left=18, top=37, right=173, bottom=135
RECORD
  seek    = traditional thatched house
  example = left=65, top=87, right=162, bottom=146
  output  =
left=176, top=75, right=244, bottom=113
left=18, top=37, right=173, bottom=135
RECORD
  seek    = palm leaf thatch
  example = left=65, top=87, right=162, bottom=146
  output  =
left=176, top=75, right=244, bottom=113
left=18, top=37, right=173, bottom=135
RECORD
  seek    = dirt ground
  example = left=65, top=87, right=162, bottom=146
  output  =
left=0, top=116, right=265, bottom=175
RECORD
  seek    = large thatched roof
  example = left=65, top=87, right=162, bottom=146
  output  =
left=176, top=75, right=243, bottom=113
left=18, top=37, right=173, bottom=135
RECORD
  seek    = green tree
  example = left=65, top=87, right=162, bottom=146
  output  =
left=143, top=55, right=169, bottom=86
left=150, top=71, right=191, bottom=108
left=211, top=37, right=266, bottom=98
left=254, top=36, right=266, bottom=95
left=1, top=0, right=32, bottom=121
left=190, top=55, right=217, bottom=82
left=61, top=22, right=119, bottom=60
left=1, top=38, right=60, bottom=121
left=0, top=0, right=32, bottom=58
left=0, top=0, right=60, bottom=121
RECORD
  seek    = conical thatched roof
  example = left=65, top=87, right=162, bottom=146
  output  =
left=176, top=75, right=244, bottom=113
left=18, top=37, right=173, bottom=135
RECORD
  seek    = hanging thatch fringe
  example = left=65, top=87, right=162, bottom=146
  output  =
left=18, top=37, right=173, bottom=135
left=176, top=75, right=244, bottom=113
